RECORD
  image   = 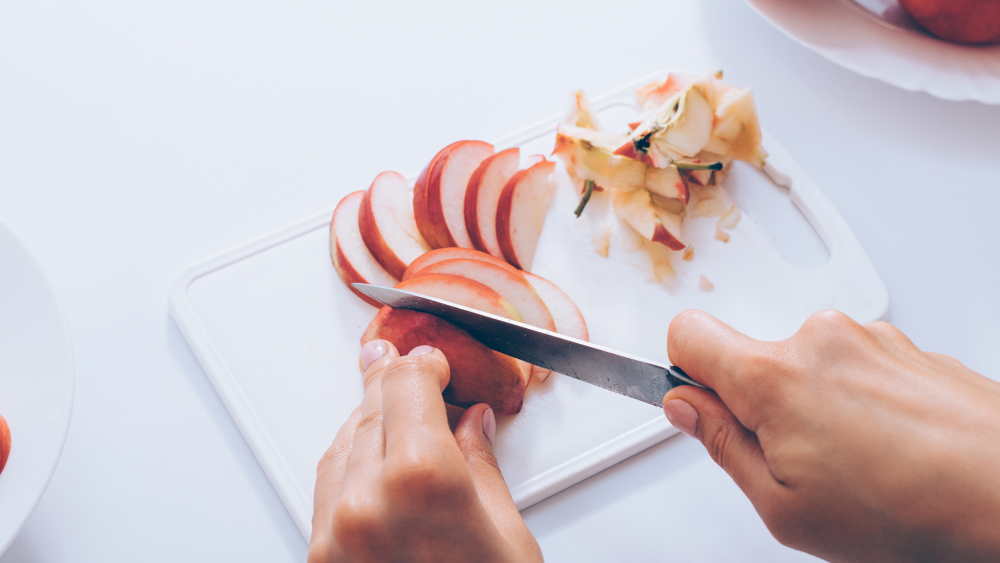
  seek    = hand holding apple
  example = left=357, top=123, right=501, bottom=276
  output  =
left=308, top=341, right=542, bottom=563
left=664, top=310, right=1000, bottom=562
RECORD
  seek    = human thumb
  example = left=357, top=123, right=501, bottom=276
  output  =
left=663, top=386, right=779, bottom=503
left=454, top=404, right=540, bottom=557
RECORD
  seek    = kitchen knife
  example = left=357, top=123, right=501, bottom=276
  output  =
left=352, top=283, right=706, bottom=408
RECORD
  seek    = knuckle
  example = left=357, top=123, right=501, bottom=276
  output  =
left=381, top=354, right=449, bottom=392
left=705, top=421, right=738, bottom=473
left=331, top=496, right=381, bottom=548
left=353, top=410, right=383, bottom=440
left=383, top=458, right=463, bottom=505
left=806, top=309, right=855, bottom=331
left=317, top=441, right=352, bottom=473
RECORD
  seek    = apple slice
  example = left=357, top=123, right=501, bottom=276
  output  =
left=645, top=165, right=689, bottom=203
left=521, top=272, right=588, bottom=383
left=331, top=191, right=398, bottom=307
left=396, top=273, right=521, bottom=323
left=521, top=273, right=589, bottom=343
left=402, top=247, right=519, bottom=281
left=362, top=308, right=528, bottom=414
left=359, top=171, right=431, bottom=279
left=496, top=160, right=557, bottom=271
left=553, top=124, right=646, bottom=192
left=611, top=188, right=686, bottom=250
left=413, top=142, right=463, bottom=249
left=464, top=148, right=521, bottom=259
left=425, top=140, right=494, bottom=249
left=702, top=86, right=767, bottom=167
left=412, top=258, right=556, bottom=332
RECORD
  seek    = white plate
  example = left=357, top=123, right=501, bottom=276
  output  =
left=745, top=0, right=1000, bottom=104
left=170, top=70, right=889, bottom=540
left=0, top=219, right=75, bottom=555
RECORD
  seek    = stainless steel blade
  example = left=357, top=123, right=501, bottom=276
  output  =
left=352, top=283, right=703, bottom=408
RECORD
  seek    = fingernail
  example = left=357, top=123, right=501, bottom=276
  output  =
left=663, top=400, right=698, bottom=438
left=361, top=340, right=389, bottom=370
left=407, top=345, right=434, bottom=357
left=482, top=407, right=496, bottom=446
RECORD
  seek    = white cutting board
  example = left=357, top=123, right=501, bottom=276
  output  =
left=169, top=71, right=889, bottom=540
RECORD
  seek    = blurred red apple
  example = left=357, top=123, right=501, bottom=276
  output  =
left=899, top=0, right=1000, bottom=44
left=0, top=414, right=10, bottom=474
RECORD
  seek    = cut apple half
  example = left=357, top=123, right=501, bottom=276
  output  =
left=611, top=188, right=686, bottom=250
left=465, top=148, right=520, bottom=259
left=425, top=140, right=494, bottom=249
left=362, top=308, right=528, bottom=414
left=395, top=273, right=533, bottom=388
left=402, top=247, right=519, bottom=281
left=411, top=258, right=556, bottom=333
left=496, top=160, right=557, bottom=271
left=413, top=141, right=463, bottom=249
left=359, top=171, right=431, bottom=279
left=330, top=191, right=398, bottom=307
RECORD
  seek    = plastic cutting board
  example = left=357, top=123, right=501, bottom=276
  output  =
left=169, top=70, right=889, bottom=540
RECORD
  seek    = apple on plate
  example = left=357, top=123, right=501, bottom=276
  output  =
left=331, top=191, right=398, bottom=307
left=0, top=414, right=10, bottom=474
left=420, top=141, right=494, bottom=249
left=899, top=0, right=1000, bottom=44
left=402, top=247, right=519, bottom=281
left=496, top=160, right=558, bottom=271
left=611, top=188, right=686, bottom=250
left=465, top=148, right=521, bottom=259
left=359, top=171, right=431, bottom=279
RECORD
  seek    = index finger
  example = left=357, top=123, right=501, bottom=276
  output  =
left=667, top=310, right=777, bottom=430
left=380, top=346, right=460, bottom=464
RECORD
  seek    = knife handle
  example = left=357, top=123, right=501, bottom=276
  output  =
left=665, top=366, right=707, bottom=390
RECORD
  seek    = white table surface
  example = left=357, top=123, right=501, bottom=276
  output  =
left=1, top=0, right=998, bottom=560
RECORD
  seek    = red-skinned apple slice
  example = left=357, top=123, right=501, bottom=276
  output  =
left=521, top=272, right=588, bottom=383
left=402, top=247, right=519, bottom=281
left=413, top=142, right=463, bottom=249
left=522, top=273, right=589, bottom=343
left=425, top=140, right=494, bottom=248
left=611, top=188, right=686, bottom=250
left=496, top=160, right=557, bottom=271
left=412, top=258, right=556, bottom=332
left=359, top=171, right=431, bottom=279
left=464, top=148, right=520, bottom=259
left=330, top=191, right=398, bottom=307
left=362, top=308, right=528, bottom=414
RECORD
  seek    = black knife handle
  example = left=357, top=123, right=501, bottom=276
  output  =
left=665, top=366, right=707, bottom=390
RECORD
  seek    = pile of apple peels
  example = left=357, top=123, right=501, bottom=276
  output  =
left=552, top=71, right=765, bottom=282
left=330, top=143, right=588, bottom=414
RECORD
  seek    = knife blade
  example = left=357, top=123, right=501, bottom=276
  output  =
left=352, top=283, right=705, bottom=408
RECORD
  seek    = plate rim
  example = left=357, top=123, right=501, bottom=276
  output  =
left=0, top=217, right=76, bottom=556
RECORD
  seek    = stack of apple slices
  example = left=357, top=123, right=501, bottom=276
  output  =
left=330, top=142, right=588, bottom=414
left=552, top=71, right=766, bottom=278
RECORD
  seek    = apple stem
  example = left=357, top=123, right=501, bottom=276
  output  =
left=574, top=180, right=595, bottom=218
left=675, top=161, right=723, bottom=171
